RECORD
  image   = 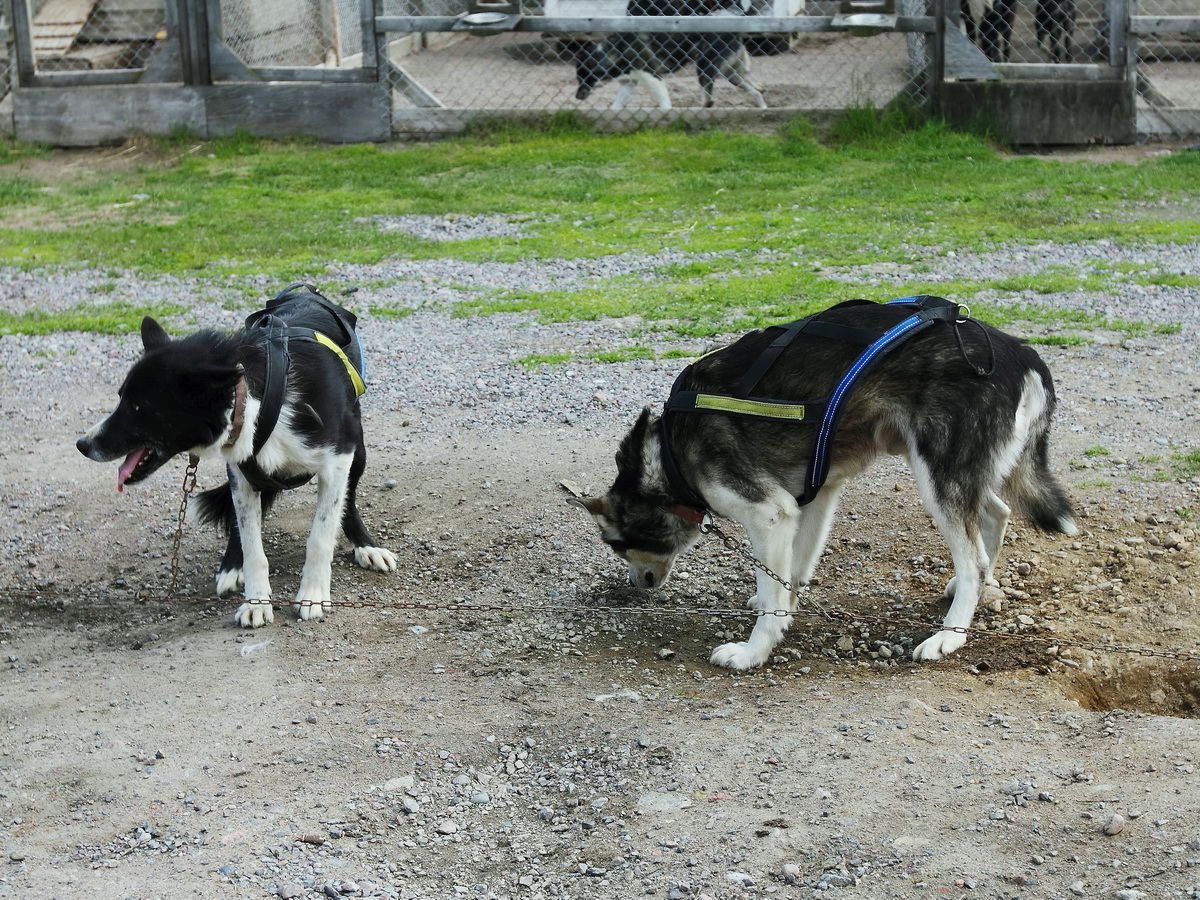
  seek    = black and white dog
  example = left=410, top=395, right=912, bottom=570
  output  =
left=76, top=285, right=397, bottom=627
left=567, top=0, right=766, bottom=110
left=574, top=299, right=1077, bottom=670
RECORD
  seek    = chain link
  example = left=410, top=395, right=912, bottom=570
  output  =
left=160, top=454, right=200, bottom=602
left=6, top=464, right=1199, bottom=664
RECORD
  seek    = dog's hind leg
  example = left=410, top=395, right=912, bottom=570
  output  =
left=707, top=486, right=800, bottom=671
left=216, top=523, right=245, bottom=597
left=230, top=473, right=274, bottom=628
left=293, top=453, right=354, bottom=621
left=908, top=456, right=989, bottom=661
left=344, top=440, right=398, bottom=573
left=726, top=52, right=767, bottom=109
left=943, top=491, right=1009, bottom=601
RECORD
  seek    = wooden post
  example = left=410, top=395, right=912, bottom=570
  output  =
left=930, top=0, right=944, bottom=116
left=363, top=0, right=381, bottom=79
left=9, top=0, right=36, bottom=87
left=175, top=0, right=211, bottom=85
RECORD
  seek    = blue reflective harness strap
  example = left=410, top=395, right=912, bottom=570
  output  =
left=659, top=296, right=963, bottom=519
left=800, top=301, right=957, bottom=504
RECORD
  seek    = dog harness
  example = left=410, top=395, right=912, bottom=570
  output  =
left=660, top=296, right=988, bottom=522
left=236, top=283, right=366, bottom=493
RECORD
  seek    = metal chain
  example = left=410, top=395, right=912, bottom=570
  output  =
left=6, top=462, right=1199, bottom=664
left=700, top=518, right=838, bottom=622
left=161, top=454, right=200, bottom=602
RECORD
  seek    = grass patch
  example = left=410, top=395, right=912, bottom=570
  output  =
left=0, top=302, right=186, bottom=336
left=516, top=352, right=573, bottom=369
left=1172, top=450, right=1200, bottom=480
left=0, top=123, right=1197, bottom=337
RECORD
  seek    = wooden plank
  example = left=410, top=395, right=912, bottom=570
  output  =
left=942, top=17, right=997, bottom=82
left=32, top=0, right=100, bottom=58
left=12, top=84, right=205, bottom=145
left=1130, top=16, right=1200, bottom=36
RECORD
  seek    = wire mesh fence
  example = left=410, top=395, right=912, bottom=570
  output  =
left=20, top=0, right=166, bottom=73
left=3, top=0, right=1199, bottom=142
left=954, top=0, right=1110, bottom=64
left=383, top=2, right=935, bottom=138
left=218, top=0, right=363, bottom=69
left=2, top=1, right=13, bottom=102
left=1134, top=0, right=1200, bottom=138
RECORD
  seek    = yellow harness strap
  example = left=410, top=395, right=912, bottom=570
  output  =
left=313, top=331, right=366, bottom=398
left=693, top=394, right=808, bottom=420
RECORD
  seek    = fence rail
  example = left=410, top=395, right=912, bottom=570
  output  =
left=0, top=0, right=1197, bottom=145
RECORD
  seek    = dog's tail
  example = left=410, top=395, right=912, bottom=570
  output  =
left=1004, top=373, right=1078, bottom=536
left=191, top=483, right=237, bottom=535
left=190, top=482, right=280, bottom=535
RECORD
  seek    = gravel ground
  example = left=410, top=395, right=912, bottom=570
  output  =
left=1, top=181, right=1200, bottom=900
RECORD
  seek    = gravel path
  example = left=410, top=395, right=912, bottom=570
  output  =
left=1, top=229, right=1199, bottom=900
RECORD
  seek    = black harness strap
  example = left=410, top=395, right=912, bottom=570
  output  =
left=233, top=285, right=364, bottom=495
left=659, top=296, right=971, bottom=518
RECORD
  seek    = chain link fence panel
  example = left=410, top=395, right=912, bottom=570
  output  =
left=18, top=0, right=166, bottom=73
left=2, top=1, right=13, bottom=102
left=383, top=2, right=935, bottom=138
left=218, top=0, right=364, bottom=69
left=1134, top=0, right=1200, bottom=139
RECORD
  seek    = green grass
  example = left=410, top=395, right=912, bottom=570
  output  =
left=1, top=118, right=1196, bottom=339
left=0, top=302, right=187, bottom=337
left=1172, top=450, right=1200, bottom=480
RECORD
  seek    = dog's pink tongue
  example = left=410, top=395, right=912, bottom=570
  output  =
left=117, top=449, right=149, bottom=492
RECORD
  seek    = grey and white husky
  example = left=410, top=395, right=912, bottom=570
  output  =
left=573, top=299, right=1077, bottom=670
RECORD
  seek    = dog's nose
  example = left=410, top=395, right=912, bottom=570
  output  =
left=76, top=436, right=92, bottom=457
left=642, top=571, right=656, bottom=588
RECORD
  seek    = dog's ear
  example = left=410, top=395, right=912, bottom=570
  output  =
left=140, top=317, right=171, bottom=352
left=567, top=496, right=608, bottom=517
left=615, top=406, right=655, bottom=481
left=185, top=363, right=244, bottom=394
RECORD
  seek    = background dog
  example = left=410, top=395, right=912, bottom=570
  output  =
left=574, top=300, right=1076, bottom=670
left=566, top=0, right=765, bottom=110
left=76, top=287, right=396, bottom=628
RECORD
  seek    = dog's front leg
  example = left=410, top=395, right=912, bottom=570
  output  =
left=293, top=454, right=353, bottom=621
left=231, top=474, right=273, bottom=628
left=709, top=489, right=799, bottom=671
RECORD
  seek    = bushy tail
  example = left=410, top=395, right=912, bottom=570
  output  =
left=191, top=483, right=236, bottom=535
left=190, top=481, right=279, bottom=535
left=1004, top=377, right=1078, bottom=536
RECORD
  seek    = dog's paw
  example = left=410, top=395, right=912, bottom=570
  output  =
left=710, top=641, right=769, bottom=672
left=354, top=545, right=398, bottom=573
left=216, top=568, right=244, bottom=598
left=912, top=629, right=968, bottom=661
left=292, top=583, right=331, bottom=621
left=234, top=601, right=274, bottom=629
